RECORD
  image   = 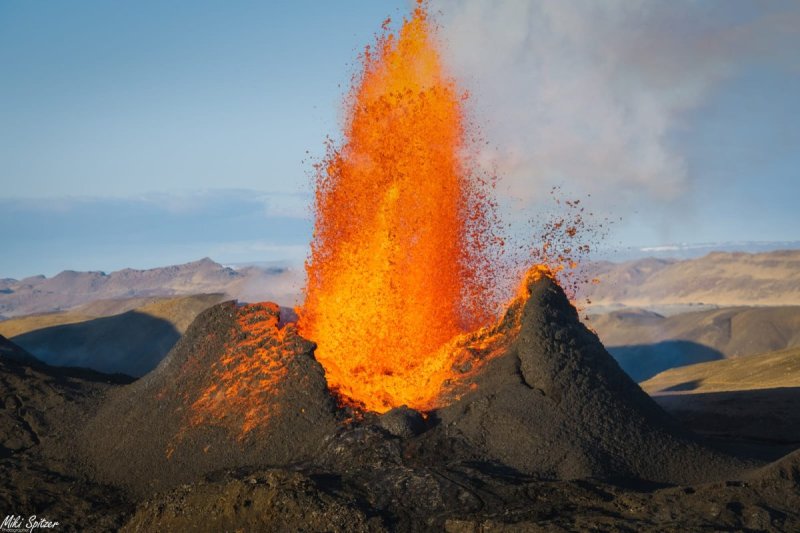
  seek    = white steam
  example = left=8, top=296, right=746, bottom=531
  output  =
left=430, top=0, right=800, bottom=209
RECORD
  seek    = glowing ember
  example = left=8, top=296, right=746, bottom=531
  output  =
left=299, top=2, right=504, bottom=413
left=188, top=303, right=291, bottom=436
left=526, top=187, right=613, bottom=309
left=168, top=303, right=301, bottom=456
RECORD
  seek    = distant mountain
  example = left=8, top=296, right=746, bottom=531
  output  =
left=581, top=250, right=800, bottom=308
left=590, top=305, right=800, bottom=359
left=602, top=240, right=800, bottom=262
left=587, top=305, right=800, bottom=381
left=4, top=250, right=798, bottom=318
left=0, top=257, right=303, bottom=318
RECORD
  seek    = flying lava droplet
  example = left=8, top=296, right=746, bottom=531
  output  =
left=298, top=2, right=510, bottom=413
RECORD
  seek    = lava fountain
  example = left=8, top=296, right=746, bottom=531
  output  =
left=298, top=3, right=509, bottom=413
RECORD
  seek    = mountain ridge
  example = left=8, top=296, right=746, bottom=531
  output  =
left=580, top=249, right=800, bottom=308
left=0, top=258, right=300, bottom=317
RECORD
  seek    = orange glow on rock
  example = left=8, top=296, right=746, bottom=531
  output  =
left=299, top=3, right=504, bottom=413
left=187, top=303, right=290, bottom=437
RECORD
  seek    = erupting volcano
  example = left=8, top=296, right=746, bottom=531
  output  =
left=5, top=2, right=800, bottom=530
left=299, top=2, right=506, bottom=413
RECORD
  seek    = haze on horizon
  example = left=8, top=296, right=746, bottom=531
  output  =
left=1, top=0, right=798, bottom=279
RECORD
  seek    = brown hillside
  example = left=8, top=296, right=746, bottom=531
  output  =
left=587, top=305, right=800, bottom=381
left=1, top=294, right=227, bottom=376
left=640, top=347, right=800, bottom=443
left=0, top=258, right=300, bottom=318
left=581, top=250, right=800, bottom=307
left=642, top=346, right=800, bottom=395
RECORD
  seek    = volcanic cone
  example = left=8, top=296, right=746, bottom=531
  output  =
left=82, top=301, right=339, bottom=494
left=431, top=273, right=745, bottom=484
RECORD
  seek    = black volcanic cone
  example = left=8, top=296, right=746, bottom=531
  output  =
left=81, top=302, right=339, bottom=495
left=430, top=275, right=745, bottom=484
left=83, top=275, right=746, bottom=499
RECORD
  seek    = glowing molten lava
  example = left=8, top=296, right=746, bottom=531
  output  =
left=167, top=302, right=302, bottom=457
left=299, top=3, right=503, bottom=413
left=188, top=303, right=291, bottom=437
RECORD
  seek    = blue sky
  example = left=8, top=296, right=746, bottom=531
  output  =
left=1, top=1, right=798, bottom=278
left=0, top=0, right=405, bottom=198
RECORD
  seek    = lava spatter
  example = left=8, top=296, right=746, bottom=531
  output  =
left=167, top=303, right=317, bottom=457
left=299, top=1, right=505, bottom=413
left=187, top=303, right=290, bottom=438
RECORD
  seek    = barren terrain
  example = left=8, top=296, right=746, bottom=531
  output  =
left=587, top=305, right=800, bottom=380
left=1, top=276, right=798, bottom=531
left=0, top=258, right=300, bottom=318
left=580, top=249, right=800, bottom=308
left=1, top=252, right=799, bottom=530
left=0, top=294, right=226, bottom=376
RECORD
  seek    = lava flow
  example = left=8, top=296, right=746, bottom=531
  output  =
left=298, top=2, right=509, bottom=413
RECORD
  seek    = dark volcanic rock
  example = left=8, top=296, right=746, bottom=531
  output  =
left=82, top=301, right=340, bottom=495
left=118, top=438, right=800, bottom=532
left=0, top=334, right=39, bottom=365
left=81, top=276, right=748, bottom=498
left=434, top=275, right=745, bottom=484
left=0, top=353, right=133, bottom=531
left=4, top=275, right=799, bottom=530
left=121, top=469, right=384, bottom=533
left=377, top=405, right=427, bottom=438
left=750, top=448, right=800, bottom=484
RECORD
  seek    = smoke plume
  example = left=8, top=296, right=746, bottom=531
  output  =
left=430, top=0, right=800, bottom=210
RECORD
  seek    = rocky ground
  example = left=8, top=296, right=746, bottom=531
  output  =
left=1, top=276, right=799, bottom=531
left=0, top=339, right=133, bottom=530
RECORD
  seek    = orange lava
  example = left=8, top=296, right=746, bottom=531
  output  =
left=299, top=2, right=502, bottom=413
left=187, top=304, right=293, bottom=440
left=433, top=264, right=554, bottom=404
